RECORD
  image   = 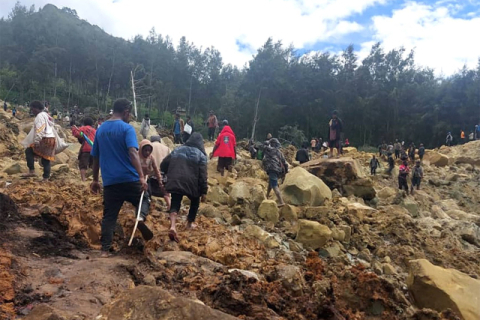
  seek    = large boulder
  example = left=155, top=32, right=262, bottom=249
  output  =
left=302, top=158, right=376, bottom=200
left=244, top=225, right=280, bottom=249
left=207, top=185, right=229, bottom=205
left=97, top=286, right=238, bottom=320
left=257, top=200, right=279, bottom=223
left=281, top=167, right=332, bottom=206
left=228, top=180, right=265, bottom=209
left=130, top=121, right=158, bottom=141
left=407, top=259, right=480, bottom=320
left=347, top=202, right=376, bottom=221
left=424, top=150, right=449, bottom=167
left=295, top=219, right=332, bottom=250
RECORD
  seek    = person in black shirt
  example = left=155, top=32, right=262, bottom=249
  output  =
left=296, top=142, right=310, bottom=164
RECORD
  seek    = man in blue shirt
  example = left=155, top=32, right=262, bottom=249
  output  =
left=91, top=98, right=153, bottom=257
left=172, top=113, right=184, bottom=144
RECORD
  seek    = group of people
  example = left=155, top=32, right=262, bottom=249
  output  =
left=3, top=101, right=17, bottom=117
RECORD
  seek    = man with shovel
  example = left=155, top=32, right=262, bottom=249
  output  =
left=90, top=98, right=153, bottom=257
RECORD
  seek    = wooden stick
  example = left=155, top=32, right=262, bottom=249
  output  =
left=128, top=176, right=148, bottom=246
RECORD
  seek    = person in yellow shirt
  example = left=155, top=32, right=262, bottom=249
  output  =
left=460, top=130, right=465, bottom=144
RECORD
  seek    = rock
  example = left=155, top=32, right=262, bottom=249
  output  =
left=431, top=205, right=450, bottom=219
left=331, top=189, right=342, bottom=199
left=407, top=259, right=480, bottom=320
left=339, top=225, right=352, bottom=243
left=257, top=200, right=279, bottom=223
left=97, top=286, right=238, bottom=320
left=424, top=151, right=450, bottom=167
left=281, top=167, right=332, bottom=206
left=22, top=304, right=67, bottom=320
left=287, top=239, right=303, bottom=252
left=319, top=242, right=342, bottom=258
left=342, top=147, right=357, bottom=154
left=52, top=152, right=70, bottom=166
left=295, top=219, right=332, bottom=250
left=244, top=225, right=280, bottom=249
left=403, top=198, right=419, bottom=217
left=446, top=210, right=480, bottom=224
left=198, top=205, right=222, bottom=220
left=382, top=263, right=396, bottom=275
left=228, top=180, right=265, bottom=209
left=162, top=137, right=175, bottom=150
left=4, top=163, right=22, bottom=175
left=347, top=202, right=376, bottom=221
left=377, top=187, right=396, bottom=199
left=331, top=227, right=346, bottom=242
left=143, top=274, right=156, bottom=286
left=275, top=265, right=305, bottom=296
left=444, top=220, right=480, bottom=247
left=207, top=186, right=229, bottom=205
left=51, top=164, right=69, bottom=175
left=207, top=178, right=218, bottom=186
left=205, top=240, right=222, bottom=258
left=303, top=158, right=376, bottom=200
left=228, top=269, right=262, bottom=281
left=279, top=204, right=298, bottom=221
left=303, top=206, right=329, bottom=219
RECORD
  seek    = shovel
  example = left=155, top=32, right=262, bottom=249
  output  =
left=128, top=176, right=149, bottom=246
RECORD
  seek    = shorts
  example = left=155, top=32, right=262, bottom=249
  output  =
left=78, top=152, right=93, bottom=170
left=412, top=176, right=421, bottom=187
left=329, top=140, right=339, bottom=149
left=218, top=157, right=233, bottom=170
left=268, top=172, right=279, bottom=188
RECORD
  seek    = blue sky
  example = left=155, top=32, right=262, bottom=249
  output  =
left=2, top=0, right=480, bottom=75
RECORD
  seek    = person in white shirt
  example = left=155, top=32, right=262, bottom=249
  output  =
left=23, top=101, right=56, bottom=181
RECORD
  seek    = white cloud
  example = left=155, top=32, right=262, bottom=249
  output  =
left=0, top=0, right=378, bottom=67
left=362, top=2, right=480, bottom=75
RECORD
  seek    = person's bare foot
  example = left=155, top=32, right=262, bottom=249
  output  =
left=186, top=222, right=197, bottom=230
left=168, top=229, right=179, bottom=242
left=22, top=172, right=36, bottom=178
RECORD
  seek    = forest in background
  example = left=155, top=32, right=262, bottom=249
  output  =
left=2, top=2, right=480, bottom=148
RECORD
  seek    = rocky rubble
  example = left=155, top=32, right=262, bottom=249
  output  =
left=1, top=107, right=480, bottom=320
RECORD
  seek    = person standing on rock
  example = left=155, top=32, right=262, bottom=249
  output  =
left=150, top=135, right=171, bottom=210
left=398, top=160, right=410, bottom=194
left=418, top=144, right=425, bottom=161
left=411, top=160, right=423, bottom=194
left=173, top=113, right=184, bottom=144
left=394, top=140, right=401, bottom=159
left=327, top=110, right=342, bottom=158
left=161, top=133, right=208, bottom=242
left=446, top=132, right=453, bottom=146
left=72, top=117, right=96, bottom=182
left=296, top=142, right=310, bottom=164
left=3, top=101, right=7, bottom=112
left=140, top=114, right=151, bottom=139
left=263, top=138, right=288, bottom=207
left=207, top=111, right=218, bottom=141
left=370, top=155, right=381, bottom=175
left=22, top=101, right=56, bottom=181
left=408, top=143, right=416, bottom=162
left=211, top=120, right=236, bottom=176
left=460, top=130, right=465, bottom=144
left=90, top=98, right=153, bottom=257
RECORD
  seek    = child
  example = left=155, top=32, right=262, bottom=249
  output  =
left=411, top=160, right=424, bottom=193
left=398, top=160, right=410, bottom=194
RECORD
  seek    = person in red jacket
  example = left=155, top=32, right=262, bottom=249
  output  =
left=72, top=117, right=96, bottom=181
left=211, top=120, right=236, bottom=176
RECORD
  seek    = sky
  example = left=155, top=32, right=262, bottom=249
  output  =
left=2, top=0, right=480, bottom=75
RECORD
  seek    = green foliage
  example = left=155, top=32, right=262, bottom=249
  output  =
left=2, top=3, right=480, bottom=148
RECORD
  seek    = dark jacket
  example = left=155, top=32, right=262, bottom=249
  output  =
left=370, top=158, right=380, bottom=169
left=327, top=118, right=343, bottom=141
left=263, top=139, right=288, bottom=175
left=418, top=147, right=425, bottom=156
left=161, top=133, right=208, bottom=198
left=295, top=148, right=309, bottom=164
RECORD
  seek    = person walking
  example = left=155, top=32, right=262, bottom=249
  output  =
left=296, top=142, right=310, bottom=164
left=387, top=153, right=395, bottom=175
left=90, top=98, right=153, bottom=257
left=327, top=110, right=343, bottom=158
left=211, top=120, right=236, bottom=176
left=207, top=111, right=218, bottom=141
left=140, top=114, right=151, bottom=139
left=182, top=115, right=194, bottom=143
left=161, top=133, right=208, bottom=243
left=408, top=143, right=416, bottom=162
left=411, top=160, right=424, bottom=194
left=12, top=107, right=16, bottom=118
left=149, top=135, right=171, bottom=210
left=394, top=140, right=401, bottom=159
left=72, top=117, right=96, bottom=182
left=263, top=138, right=288, bottom=207
left=22, top=101, right=56, bottom=181
left=173, top=113, right=184, bottom=144
left=446, top=132, right=453, bottom=146
left=418, top=143, right=425, bottom=161
left=398, top=160, right=410, bottom=194
left=370, top=155, right=380, bottom=175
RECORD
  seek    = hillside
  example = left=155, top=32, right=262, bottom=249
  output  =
left=0, top=104, right=479, bottom=320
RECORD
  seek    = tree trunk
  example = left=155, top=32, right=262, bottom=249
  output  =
left=105, top=51, right=116, bottom=113
left=250, top=88, right=263, bottom=141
